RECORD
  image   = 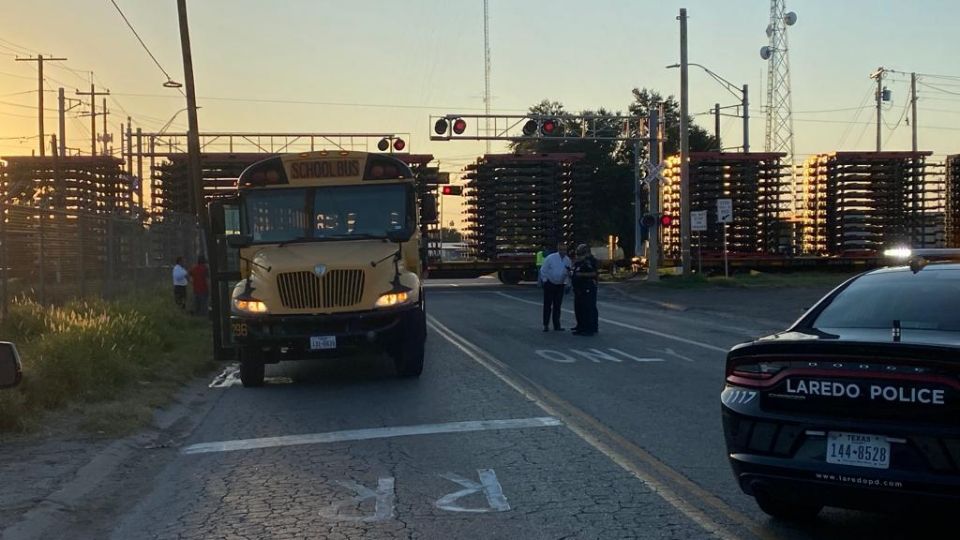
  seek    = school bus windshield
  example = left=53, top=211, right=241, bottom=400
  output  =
left=245, top=184, right=412, bottom=243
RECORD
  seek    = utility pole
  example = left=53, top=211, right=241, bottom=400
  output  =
left=16, top=55, right=67, bottom=157
left=714, top=103, right=721, bottom=151
left=742, top=84, right=750, bottom=152
left=482, top=0, right=492, bottom=154
left=678, top=8, right=691, bottom=276
left=870, top=67, right=885, bottom=152
left=910, top=72, right=918, bottom=152
left=58, top=88, right=66, bottom=157
left=126, top=116, right=134, bottom=175
left=102, top=98, right=109, bottom=156
left=647, top=107, right=661, bottom=282
left=176, top=0, right=210, bottom=240
left=76, top=84, right=110, bottom=156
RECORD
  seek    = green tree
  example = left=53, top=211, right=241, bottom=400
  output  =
left=440, top=227, right=463, bottom=242
left=503, top=90, right=719, bottom=258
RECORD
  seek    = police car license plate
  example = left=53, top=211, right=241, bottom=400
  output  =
left=826, top=432, right=890, bottom=469
left=309, top=336, right=336, bottom=350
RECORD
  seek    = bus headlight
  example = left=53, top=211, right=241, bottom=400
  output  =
left=375, top=291, right=410, bottom=308
left=233, top=298, right=268, bottom=314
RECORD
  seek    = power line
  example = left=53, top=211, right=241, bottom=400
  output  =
left=919, top=81, right=960, bottom=96
left=108, top=0, right=179, bottom=87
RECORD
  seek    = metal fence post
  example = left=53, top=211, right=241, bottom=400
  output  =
left=78, top=211, right=86, bottom=298
left=38, top=202, right=46, bottom=304
left=0, top=199, right=6, bottom=319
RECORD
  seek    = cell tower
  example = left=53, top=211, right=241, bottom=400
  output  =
left=760, top=1, right=798, bottom=206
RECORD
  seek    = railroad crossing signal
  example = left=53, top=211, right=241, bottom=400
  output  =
left=429, top=114, right=645, bottom=142
left=641, top=161, right=666, bottom=185
left=441, top=185, right=463, bottom=196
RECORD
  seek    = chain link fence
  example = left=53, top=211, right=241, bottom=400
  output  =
left=0, top=203, right=200, bottom=316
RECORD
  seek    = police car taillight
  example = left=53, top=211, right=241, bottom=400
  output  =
left=238, top=156, right=287, bottom=187
left=727, top=359, right=788, bottom=384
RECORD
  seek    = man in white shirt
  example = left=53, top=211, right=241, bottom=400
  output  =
left=538, top=243, right=571, bottom=332
left=172, top=256, right=189, bottom=310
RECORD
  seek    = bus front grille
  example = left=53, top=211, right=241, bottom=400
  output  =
left=276, top=270, right=365, bottom=309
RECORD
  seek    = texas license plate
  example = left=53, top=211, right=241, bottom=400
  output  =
left=309, top=336, right=336, bottom=350
left=826, top=432, right=890, bottom=469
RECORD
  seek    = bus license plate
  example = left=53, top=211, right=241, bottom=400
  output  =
left=826, top=432, right=890, bottom=469
left=310, top=336, right=336, bottom=350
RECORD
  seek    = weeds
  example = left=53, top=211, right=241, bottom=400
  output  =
left=0, top=289, right=214, bottom=433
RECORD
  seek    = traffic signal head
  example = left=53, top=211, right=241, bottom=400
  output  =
left=441, top=185, right=463, bottom=196
left=452, top=118, right=467, bottom=135
left=660, top=214, right=674, bottom=227
left=392, top=138, right=406, bottom=152
left=434, top=118, right=449, bottom=135
left=640, top=214, right=656, bottom=228
left=377, top=138, right=390, bottom=152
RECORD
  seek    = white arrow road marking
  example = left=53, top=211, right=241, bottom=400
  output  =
left=435, top=469, right=510, bottom=513
left=318, top=477, right=395, bottom=523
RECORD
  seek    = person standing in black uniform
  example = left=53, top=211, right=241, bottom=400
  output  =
left=571, top=244, right=598, bottom=336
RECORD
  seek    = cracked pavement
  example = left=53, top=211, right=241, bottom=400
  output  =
left=5, top=280, right=948, bottom=539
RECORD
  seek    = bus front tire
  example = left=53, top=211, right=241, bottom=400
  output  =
left=392, top=309, right=425, bottom=377
left=239, top=347, right=265, bottom=388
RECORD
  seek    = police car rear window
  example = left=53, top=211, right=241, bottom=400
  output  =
left=813, top=269, right=960, bottom=331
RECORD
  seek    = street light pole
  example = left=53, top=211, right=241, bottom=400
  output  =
left=678, top=8, right=691, bottom=276
left=742, top=84, right=750, bottom=152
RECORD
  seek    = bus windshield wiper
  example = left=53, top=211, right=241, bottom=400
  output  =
left=317, top=233, right=387, bottom=241
left=277, top=236, right=313, bottom=248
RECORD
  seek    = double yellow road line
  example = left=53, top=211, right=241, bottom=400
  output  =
left=427, top=315, right=779, bottom=540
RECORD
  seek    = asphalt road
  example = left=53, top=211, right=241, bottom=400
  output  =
left=51, top=280, right=950, bottom=539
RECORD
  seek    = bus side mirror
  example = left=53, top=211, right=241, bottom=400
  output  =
left=227, top=234, right=253, bottom=248
left=421, top=194, right=439, bottom=225
left=0, top=342, right=23, bottom=389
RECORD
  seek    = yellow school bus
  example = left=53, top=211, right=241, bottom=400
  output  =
left=209, top=151, right=435, bottom=387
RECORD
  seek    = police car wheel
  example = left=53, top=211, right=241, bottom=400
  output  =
left=754, top=491, right=822, bottom=522
left=239, top=348, right=265, bottom=388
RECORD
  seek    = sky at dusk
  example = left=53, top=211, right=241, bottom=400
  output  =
left=2, top=0, right=959, bottom=189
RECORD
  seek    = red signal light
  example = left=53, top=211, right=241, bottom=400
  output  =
left=452, top=118, right=467, bottom=135
left=441, top=185, right=463, bottom=195
left=541, top=119, right=557, bottom=135
left=442, top=186, right=452, bottom=195
left=660, top=215, right=673, bottom=227
left=393, top=138, right=406, bottom=151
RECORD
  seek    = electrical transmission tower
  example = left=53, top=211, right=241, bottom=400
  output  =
left=760, top=1, right=798, bottom=207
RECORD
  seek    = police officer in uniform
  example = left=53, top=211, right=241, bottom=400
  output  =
left=571, top=244, right=598, bottom=336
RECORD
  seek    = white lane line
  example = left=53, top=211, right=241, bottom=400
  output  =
left=180, top=417, right=562, bottom=455
left=426, top=315, right=741, bottom=540
left=495, top=292, right=728, bottom=353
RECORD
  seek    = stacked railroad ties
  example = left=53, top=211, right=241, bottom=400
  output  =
left=0, top=155, right=146, bottom=295
left=657, top=151, right=960, bottom=264
left=463, top=154, right=592, bottom=261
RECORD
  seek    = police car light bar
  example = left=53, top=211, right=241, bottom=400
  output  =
left=883, top=247, right=960, bottom=260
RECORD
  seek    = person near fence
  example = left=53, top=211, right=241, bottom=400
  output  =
left=189, top=255, right=209, bottom=316
left=172, top=256, right=188, bottom=310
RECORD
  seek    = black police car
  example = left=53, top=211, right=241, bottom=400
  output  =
left=722, top=254, right=960, bottom=520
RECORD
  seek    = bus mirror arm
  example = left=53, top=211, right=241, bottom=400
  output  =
left=239, top=252, right=271, bottom=273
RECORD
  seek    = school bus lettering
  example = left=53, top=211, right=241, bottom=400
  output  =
left=290, top=160, right=361, bottom=180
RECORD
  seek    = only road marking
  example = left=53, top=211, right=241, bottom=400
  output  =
left=496, top=292, right=728, bottom=353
